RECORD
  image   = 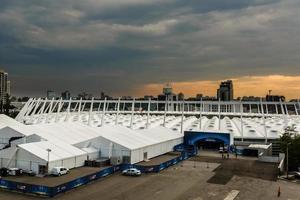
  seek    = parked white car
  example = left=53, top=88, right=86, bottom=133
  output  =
left=122, top=168, right=141, bottom=176
left=8, top=168, right=23, bottom=176
left=51, top=167, right=69, bottom=176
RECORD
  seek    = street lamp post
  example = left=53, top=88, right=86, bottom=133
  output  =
left=286, top=143, right=291, bottom=179
left=46, top=148, right=52, bottom=174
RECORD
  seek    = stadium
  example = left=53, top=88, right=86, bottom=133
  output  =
left=0, top=98, right=299, bottom=175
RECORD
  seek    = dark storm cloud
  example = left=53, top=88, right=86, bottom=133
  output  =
left=0, top=0, right=300, bottom=97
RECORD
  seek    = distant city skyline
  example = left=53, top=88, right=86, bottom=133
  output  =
left=4, top=72, right=300, bottom=100
left=1, top=0, right=300, bottom=99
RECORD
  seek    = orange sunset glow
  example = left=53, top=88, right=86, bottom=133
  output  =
left=135, top=75, right=300, bottom=100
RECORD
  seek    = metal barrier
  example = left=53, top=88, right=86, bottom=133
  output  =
left=0, top=152, right=194, bottom=197
left=121, top=151, right=193, bottom=173
left=50, top=165, right=121, bottom=197
left=0, top=165, right=121, bottom=197
left=0, top=178, right=52, bottom=196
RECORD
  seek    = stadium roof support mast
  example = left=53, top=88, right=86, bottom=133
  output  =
left=218, top=99, right=221, bottom=131
left=280, top=99, right=288, bottom=128
left=121, top=101, right=125, bottom=112
left=275, top=103, right=278, bottom=114
left=97, top=101, right=102, bottom=112
left=101, top=97, right=107, bottom=126
left=240, top=100, right=244, bottom=142
left=37, top=98, right=46, bottom=123
left=36, top=99, right=44, bottom=115
left=297, top=99, right=300, bottom=115
left=31, top=98, right=41, bottom=116
left=130, top=98, right=135, bottom=129
left=55, top=98, right=63, bottom=123
left=81, top=101, right=86, bottom=112
left=146, top=98, right=151, bottom=128
left=163, top=99, right=167, bottom=127
left=284, top=103, right=289, bottom=116
left=280, top=99, right=285, bottom=115
left=78, top=98, right=82, bottom=120
left=46, top=98, right=54, bottom=123
left=249, top=103, right=252, bottom=114
left=115, top=97, right=121, bottom=125
left=65, top=98, right=72, bottom=122
left=72, top=101, right=78, bottom=112
left=260, top=98, right=268, bottom=144
left=180, top=101, right=185, bottom=134
left=15, top=98, right=32, bottom=122
left=15, top=99, right=300, bottom=125
left=199, top=98, right=203, bottom=130
left=294, top=103, right=298, bottom=115
left=88, top=97, right=94, bottom=126
left=24, top=98, right=35, bottom=118
left=30, top=98, right=41, bottom=122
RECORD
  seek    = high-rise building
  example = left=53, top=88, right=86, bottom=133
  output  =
left=162, top=83, right=173, bottom=95
left=7, top=81, right=11, bottom=96
left=217, top=80, right=234, bottom=101
left=47, top=90, right=56, bottom=100
left=178, top=92, right=185, bottom=101
left=266, top=95, right=285, bottom=102
left=158, top=84, right=178, bottom=111
left=196, top=94, right=203, bottom=100
left=0, top=70, right=9, bottom=106
left=241, top=96, right=262, bottom=101
left=61, top=90, right=71, bottom=100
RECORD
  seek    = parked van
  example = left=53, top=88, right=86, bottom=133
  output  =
left=50, top=167, right=69, bottom=176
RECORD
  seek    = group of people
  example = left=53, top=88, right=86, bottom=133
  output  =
left=221, top=152, right=230, bottom=159
left=221, top=150, right=238, bottom=159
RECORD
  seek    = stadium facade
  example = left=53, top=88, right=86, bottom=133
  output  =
left=0, top=98, right=299, bottom=174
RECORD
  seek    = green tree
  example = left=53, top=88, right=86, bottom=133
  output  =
left=279, top=126, right=300, bottom=171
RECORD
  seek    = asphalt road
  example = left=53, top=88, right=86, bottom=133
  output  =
left=0, top=160, right=299, bottom=200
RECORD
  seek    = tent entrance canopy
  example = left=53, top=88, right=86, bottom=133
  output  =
left=184, top=131, right=231, bottom=148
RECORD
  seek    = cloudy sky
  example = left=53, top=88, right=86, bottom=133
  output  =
left=1, top=0, right=300, bottom=99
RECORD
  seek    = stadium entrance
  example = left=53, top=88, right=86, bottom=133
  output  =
left=196, top=138, right=224, bottom=151
left=184, top=131, right=231, bottom=152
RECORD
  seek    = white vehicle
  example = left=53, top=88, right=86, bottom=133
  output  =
left=51, top=167, right=69, bottom=176
left=8, top=168, right=23, bottom=176
left=122, top=168, right=141, bottom=176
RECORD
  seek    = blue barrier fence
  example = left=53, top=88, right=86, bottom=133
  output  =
left=0, top=152, right=195, bottom=197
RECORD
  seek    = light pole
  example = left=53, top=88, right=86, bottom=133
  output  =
left=46, top=148, right=51, bottom=174
left=286, top=143, right=291, bottom=179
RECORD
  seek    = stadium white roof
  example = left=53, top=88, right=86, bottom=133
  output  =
left=137, top=126, right=183, bottom=143
left=27, top=123, right=102, bottom=145
left=10, top=111, right=300, bottom=139
left=0, top=114, right=24, bottom=129
left=18, top=141, right=87, bottom=162
left=0, top=115, right=184, bottom=155
left=94, top=125, right=163, bottom=150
